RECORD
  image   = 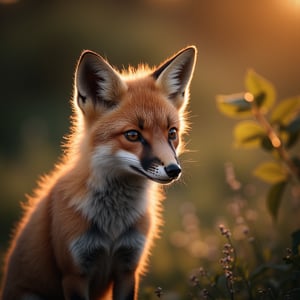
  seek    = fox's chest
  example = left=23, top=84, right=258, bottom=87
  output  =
left=70, top=223, right=146, bottom=273
left=77, top=179, right=148, bottom=236
left=70, top=182, right=149, bottom=272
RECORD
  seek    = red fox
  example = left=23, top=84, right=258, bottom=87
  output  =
left=1, top=46, right=197, bottom=300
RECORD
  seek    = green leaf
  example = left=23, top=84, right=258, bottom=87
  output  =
left=292, top=230, right=300, bottom=255
left=245, top=69, right=276, bottom=113
left=266, top=181, right=287, bottom=220
left=286, top=116, right=300, bottom=134
left=253, top=161, right=287, bottom=184
left=271, top=96, right=300, bottom=125
left=285, top=132, right=299, bottom=149
left=281, top=116, right=300, bottom=149
left=216, top=93, right=252, bottom=118
left=234, top=121, right=265, bottom=148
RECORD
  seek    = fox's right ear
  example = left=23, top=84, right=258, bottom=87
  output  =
left=152, top=46, right=197, bottom=110
left=74, top=50, right=127, bottom=115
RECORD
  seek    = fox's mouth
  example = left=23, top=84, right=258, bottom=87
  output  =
left=130, top=166, right=176, bottom=184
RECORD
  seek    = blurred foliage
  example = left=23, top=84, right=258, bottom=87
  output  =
left=199, top=71, right=300, bottom=299
left=1, top=1, right=300, bottom=299
left=217, top=70, right=300, bottom=220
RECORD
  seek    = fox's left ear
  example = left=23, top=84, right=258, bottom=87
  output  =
left=152, top=46, right=197, bottom=109
left=74, top=50, right=127, bottom=116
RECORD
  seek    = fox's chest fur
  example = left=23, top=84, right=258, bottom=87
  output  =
left=70, top=178, right=149, bottom=273
left=76, top=177, right=148, bottom=237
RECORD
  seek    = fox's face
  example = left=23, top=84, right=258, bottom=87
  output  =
left=73, top=47, right=196, bottom=184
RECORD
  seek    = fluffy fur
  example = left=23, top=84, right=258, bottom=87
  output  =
left=1, top=46, right=197, bottom=300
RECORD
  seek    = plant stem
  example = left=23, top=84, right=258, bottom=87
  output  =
left=249, top=96, right=299, bottom=183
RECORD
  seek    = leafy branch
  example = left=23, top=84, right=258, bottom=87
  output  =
left=216, top=70, right=300, bottom=220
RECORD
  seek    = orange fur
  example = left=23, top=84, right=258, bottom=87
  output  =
left=1, top=46, right=197, bottom=300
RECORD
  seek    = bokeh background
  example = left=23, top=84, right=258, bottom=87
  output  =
left=1, top=0, right=300, bottom=298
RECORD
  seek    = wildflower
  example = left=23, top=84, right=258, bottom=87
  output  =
left=198, top=267, right=207, bottom=277
left=190, top=274, right=200, bottom=287
left=219, top=224, right=232, bottom=239
left=200, top=288, right=210, bottom=299
left=225, top=162, right=241, bottom=191
left=283, top=248, right=293, bottom=264
left=155, top=287, right=163, bottom=298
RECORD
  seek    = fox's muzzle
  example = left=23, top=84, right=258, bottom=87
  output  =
left=137, top=155, right=181, bottom=183
left=164, top=163, right=181, bottom=179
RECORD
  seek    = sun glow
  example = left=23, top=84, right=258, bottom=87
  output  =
left=283, top=0, right=300, bottom=10
left=244, top=92, right=254, bottom=103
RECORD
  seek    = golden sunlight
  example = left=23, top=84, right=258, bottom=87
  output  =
left=280, top=0, right=300, bottom=10
left=244, top=92, right=254, bottom=103
left=292, top=0, right=300, bottom=6
left=270, top=132, right=281, bottom=148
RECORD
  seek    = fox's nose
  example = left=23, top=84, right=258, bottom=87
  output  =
left=165, top=164, right=181, bottom=179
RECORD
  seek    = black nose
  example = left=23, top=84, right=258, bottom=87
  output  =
left=165, top=164, right=181, bottom=179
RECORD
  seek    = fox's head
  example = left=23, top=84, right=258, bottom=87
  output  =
left=72, top=47, right=197, bottom=185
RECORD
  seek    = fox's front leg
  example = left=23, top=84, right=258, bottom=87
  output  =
left=112, top=230, right=146, bottom=300
left=62, top=274, right=89, bottom=300
left=112, top=271, right=137, bottom=300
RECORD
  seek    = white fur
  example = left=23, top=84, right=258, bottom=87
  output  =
left=155, top=47, right=196, bottom=110
left=162, top=61, right=187, bottom=96
left=69, top=146, right=150, bottom=272
left=71, top=147, right=149, bottom=228
left=95, top=69, right=127, bottom=102
left=115, top=149, right=171, bottom=183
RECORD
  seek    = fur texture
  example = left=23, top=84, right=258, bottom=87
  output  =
left=1, top=46, right=197, bottom=300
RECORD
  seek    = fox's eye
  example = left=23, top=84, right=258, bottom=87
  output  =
left=168, top=127, right=177, bottom=140
left=124, top=130, right=141, bottom=142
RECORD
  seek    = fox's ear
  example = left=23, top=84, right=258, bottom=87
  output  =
left=152, top=46, right=197, bottom=109
left=75, top=50, right=127, bottom=114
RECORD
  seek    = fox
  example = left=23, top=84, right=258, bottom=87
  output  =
left=1, top=46, right=197, bottom=300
